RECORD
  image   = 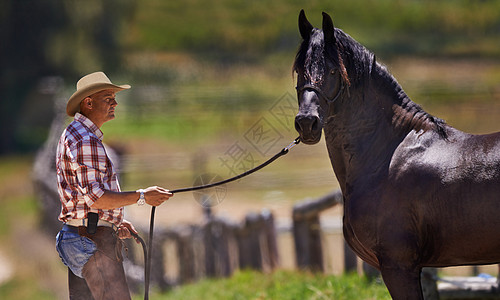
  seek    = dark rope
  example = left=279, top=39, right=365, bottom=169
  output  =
left=128, top=230, right=148, bottom=298
left=145, top=206, right=155, bottom=300
left=140, top=137, right=300, bottom=299
left=170, top=137, right=301, bottom=193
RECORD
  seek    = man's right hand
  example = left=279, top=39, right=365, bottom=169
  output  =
left=143, top=186, right=173, bottom=206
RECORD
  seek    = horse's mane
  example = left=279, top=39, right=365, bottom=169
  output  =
left=293, top=27, right=447, bottom=139
left=379, top=66, right=448, bottom=139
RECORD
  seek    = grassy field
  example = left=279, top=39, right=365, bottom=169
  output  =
left=128, top=0, right=500, bottom=58
left=135, top=270, right=391, bottom=300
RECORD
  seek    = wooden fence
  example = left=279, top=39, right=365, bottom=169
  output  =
left=292, top=190, right=353, bottom=273
left=124, top=209, right=279, bottom=290
left=123, top=189, right=368, bottom=291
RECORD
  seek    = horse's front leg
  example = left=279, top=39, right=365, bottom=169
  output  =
left=380, top=266, right=423, bottom=300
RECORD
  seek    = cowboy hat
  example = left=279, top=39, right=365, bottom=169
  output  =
left=66, top=71, right=131, bottom=117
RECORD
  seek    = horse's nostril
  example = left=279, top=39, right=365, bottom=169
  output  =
left=295, top=115, right=321, bottom=135
left=295, top=115, right=321, bottom=144
left=311, top=117, right=319, bottom=132
left=295, top=118, right=303, bottom=133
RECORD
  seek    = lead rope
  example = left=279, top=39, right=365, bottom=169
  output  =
left=138, top=137, right=300, bottom=299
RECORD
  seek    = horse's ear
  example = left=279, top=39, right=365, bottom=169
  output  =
left=299, top=9, right=313, bottom=40
left=322, top=12, right=336, bottom=44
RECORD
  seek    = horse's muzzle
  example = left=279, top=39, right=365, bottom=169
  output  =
left=295, top=114, right=322, bottom=144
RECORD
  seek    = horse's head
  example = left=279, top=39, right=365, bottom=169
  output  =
left=293, top=10, right=349, bottom=144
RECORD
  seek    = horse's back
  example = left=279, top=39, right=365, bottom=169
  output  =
left=387, top=127, right=500, bottom=266
left=391, top=127, right=500, bottom=185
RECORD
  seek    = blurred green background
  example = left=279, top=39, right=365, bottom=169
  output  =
left=1, top=0, right=500, bottom=298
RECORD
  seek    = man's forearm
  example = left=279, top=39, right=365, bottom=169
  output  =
left=91, top=186, right=173, bottom=210
left=91, top=190, right=139, bottom=210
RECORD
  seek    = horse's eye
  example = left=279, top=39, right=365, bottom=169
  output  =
left=330, top=69, right=336, bottom=75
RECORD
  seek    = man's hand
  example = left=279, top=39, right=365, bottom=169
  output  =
left=117, top=219, right=140, bottom=243
left=143, top=186, right=173, bottom=206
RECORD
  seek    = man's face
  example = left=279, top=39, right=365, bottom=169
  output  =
left=87, top=89, right=118, bottom=124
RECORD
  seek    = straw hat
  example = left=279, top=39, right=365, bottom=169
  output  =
left=66, top=71, right=131, bottom=117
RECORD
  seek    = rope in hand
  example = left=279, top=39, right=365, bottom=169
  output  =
left=135, top=137, right=300, bottom=299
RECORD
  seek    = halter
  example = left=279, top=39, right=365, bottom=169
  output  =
left=296, top=77, right=345, bottom=105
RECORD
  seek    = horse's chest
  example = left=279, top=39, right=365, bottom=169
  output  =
left=343, top=200, right=381, bottom=267
left=343, top=196, right=379, bottom=245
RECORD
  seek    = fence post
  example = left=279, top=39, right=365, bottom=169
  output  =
left=262, top=209, right=279, bottom=269
left=150, top=230, right=169, bottom=290
left=421, top=268, right=439, bottom=300
left=343, top=240, right=357, bottom=273
left=292, top=190, right=343, bottom=272
left=238, top=212, right=265, bottom=270
left=203, top=217, right=237, bottom=278
left=293, top=213, right=323, bottom=271
left=235, top=211, right=279, bottom=272
left=175, top=225, right=196, bottom=284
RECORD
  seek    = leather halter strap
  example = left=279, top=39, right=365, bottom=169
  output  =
left=296, top=78, right=345, bottom=105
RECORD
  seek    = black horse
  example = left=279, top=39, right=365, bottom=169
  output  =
left=294, top=10, right=500, bottom=299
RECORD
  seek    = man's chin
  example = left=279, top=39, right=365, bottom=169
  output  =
left=105, top=114, right=116, bottom=122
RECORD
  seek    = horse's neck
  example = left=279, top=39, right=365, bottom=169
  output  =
left=324, top=120, right=402, bottom=196
left=324, top=77, right=410, bottom=195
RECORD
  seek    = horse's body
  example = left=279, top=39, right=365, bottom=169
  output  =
left=294, top=10, right=500, bottom=299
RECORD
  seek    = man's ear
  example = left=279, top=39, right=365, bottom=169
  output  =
left=80, top=97, right=92, bottom=112
left=86, top=97, right=93, bottom=107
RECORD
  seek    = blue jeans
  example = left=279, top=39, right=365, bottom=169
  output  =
left=56, top=225, right=97, bottom=278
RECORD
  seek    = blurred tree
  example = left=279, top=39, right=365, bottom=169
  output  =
left=0, top=0, right=135, bottom=153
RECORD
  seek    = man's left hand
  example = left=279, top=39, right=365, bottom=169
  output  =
left=117, top=219, right=140, bottom=244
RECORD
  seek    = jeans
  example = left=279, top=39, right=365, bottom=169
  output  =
left=56, top=225, right=131, bottom=300
left=56, top=225, right=97, bottom=278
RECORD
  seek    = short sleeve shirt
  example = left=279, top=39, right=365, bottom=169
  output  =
left=56, top=112, right=123, bottom=226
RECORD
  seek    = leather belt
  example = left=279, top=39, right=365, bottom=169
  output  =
left=65, top=218, right=116, bottom=229
left=62, top=224, right=80, bottom=234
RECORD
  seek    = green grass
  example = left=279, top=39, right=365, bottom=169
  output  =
left=138, top=270, right=390, bottom=300
left=0, top=278, right=55, bottom=300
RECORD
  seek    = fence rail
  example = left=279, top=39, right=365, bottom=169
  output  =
left=124, top=209, right=279, bottom=290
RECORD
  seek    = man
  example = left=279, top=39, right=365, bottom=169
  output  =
left=55, top=71, right=172, bottom=299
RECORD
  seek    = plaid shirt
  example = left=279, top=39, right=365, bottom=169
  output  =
left=56, top=113, right=123, bottom=226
